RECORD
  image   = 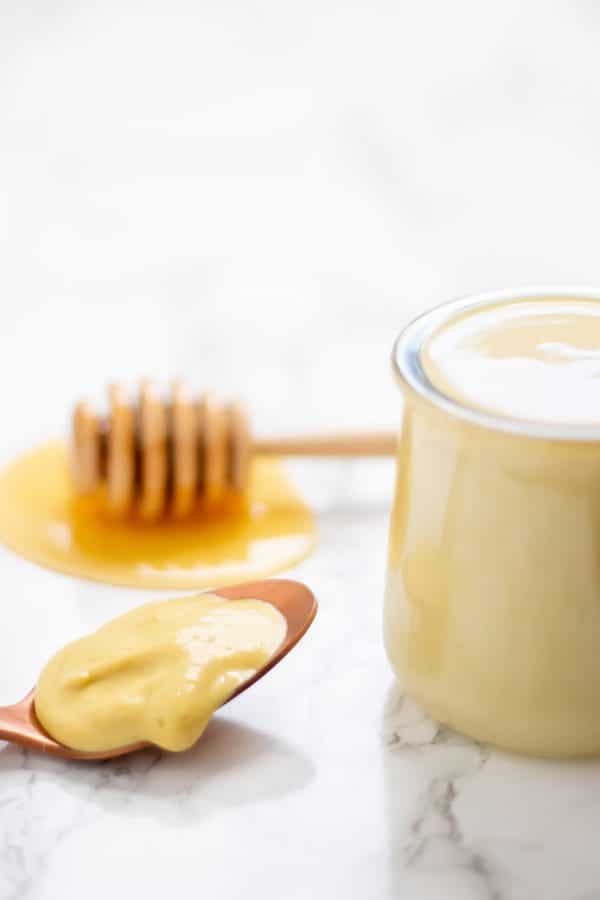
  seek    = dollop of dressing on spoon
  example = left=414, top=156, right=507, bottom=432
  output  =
left=35, top=594, right=286, bottom=752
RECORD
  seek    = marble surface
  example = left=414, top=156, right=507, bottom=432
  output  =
left=3, top=1, right=600, bottom=898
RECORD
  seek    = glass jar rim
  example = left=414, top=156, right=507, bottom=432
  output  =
left=392, top=285, right=600, bottom=442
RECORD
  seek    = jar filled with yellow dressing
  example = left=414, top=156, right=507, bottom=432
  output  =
left=385, top=288, right=600, bottom=757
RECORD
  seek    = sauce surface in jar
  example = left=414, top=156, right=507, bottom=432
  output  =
left=421, top=297, right=600, bottom=425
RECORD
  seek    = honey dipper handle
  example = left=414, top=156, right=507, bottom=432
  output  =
left=253, top=431, right=397, bottom=457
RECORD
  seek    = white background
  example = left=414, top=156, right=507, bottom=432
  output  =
left=2, top=1, right=600, bottom=442
left=2, top=3, right=600, bottom=899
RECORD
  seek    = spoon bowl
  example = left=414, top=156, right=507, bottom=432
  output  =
left=0, top=578, right=317, bottom=760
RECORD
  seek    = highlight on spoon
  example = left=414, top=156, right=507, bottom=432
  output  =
left=0, top=579, right=317, bottom=761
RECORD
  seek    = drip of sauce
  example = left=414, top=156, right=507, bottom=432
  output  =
left=421, top=298, right=600, bottom=424
left=35, top=593, right=287, bottom=752
left=0, top=442, right=315, bottom=588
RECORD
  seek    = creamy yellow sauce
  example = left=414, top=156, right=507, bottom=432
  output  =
left=386, top=295, right=600, bottom=757
left=35, top=593, right=287, bottom=752
left=0, top=442, right=315, bottom=589
left=421, top=298, right=600, bottom=424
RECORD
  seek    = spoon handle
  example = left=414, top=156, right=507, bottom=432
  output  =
left=0, top=696, right=91, bottom=757
left=0, top=700, right=33, bottom=744
left=0, top=693, right=62, bottom=755
left=253, top=431, right=397, bottom=457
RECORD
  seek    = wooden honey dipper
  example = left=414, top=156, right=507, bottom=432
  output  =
left=71, top=381, right=396, bottom=520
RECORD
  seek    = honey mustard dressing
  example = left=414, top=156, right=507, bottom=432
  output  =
left=421, top=298, right=600, bottom=424
left=35, top=593, right=287, bottom=752
left=0, top=442, right=315, bottom=589
left=386, top=293, right=600, bottom=756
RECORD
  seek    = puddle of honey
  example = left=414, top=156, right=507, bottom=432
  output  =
left=0, top=442, right=316, bottom=589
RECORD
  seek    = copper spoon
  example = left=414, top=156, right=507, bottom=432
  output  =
left=0, top=578, right=317, bottom=761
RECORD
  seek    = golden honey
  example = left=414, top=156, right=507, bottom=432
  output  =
left=0, top=442, right=315, bottom=589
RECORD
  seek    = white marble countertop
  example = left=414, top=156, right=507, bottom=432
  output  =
left=3, top=2, right=600, bottom=898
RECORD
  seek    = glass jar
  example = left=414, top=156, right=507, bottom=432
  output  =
left=385, top=287, right=600, bottom=757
